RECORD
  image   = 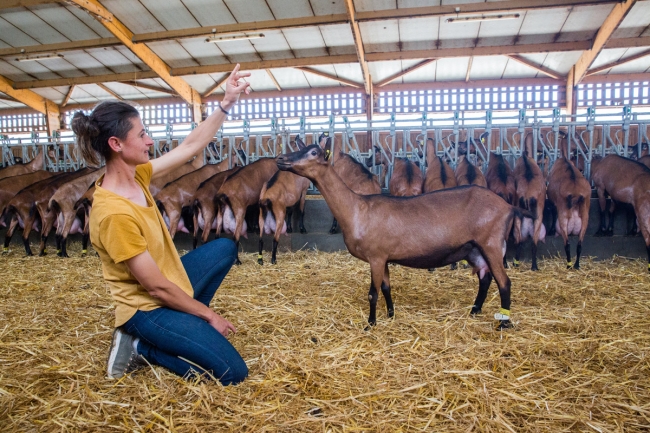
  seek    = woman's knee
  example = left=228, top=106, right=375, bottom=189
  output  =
left=221, top=360, right=248, bottom=386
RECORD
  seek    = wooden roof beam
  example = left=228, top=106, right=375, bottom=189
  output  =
left=586, top=48, right=650, bottom=76
left=295, top=67, right=363, bottom=88
left=344, top=0, right=371, bottom=95
left=570, top=0, right=638, bottom=87
left=0, top=74, right=60, bottom=135
left=376, top=59, right=438, bottom=87
left=202, top=75, right=229, bottom=98
left=61, top=85, right=74, bottom=107
left=265, top=69, right=282, bottom=91
left=0, top=0, right=59, bottom=9
left=67, top=0, right=203, bottom=123
left=97, top=83, right=123, bottom=100
left=119, top=81, right=175, bottom=94
left=507, top=55, right=563, bottom=80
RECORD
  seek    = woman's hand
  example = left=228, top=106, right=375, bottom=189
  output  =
left=221, top=64, right=251, bottom=112
left=207, top=312, right=237, bottom=337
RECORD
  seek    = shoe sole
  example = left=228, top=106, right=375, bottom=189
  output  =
left=106, top=328, right=124, bottom=379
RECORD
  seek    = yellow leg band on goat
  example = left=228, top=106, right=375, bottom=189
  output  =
left=57, top=249, right=61, bottom=254
left=460, top=260, right=468, bottom=266
left=494, top=308, right=510, bottom=321
left=567, top=261, right=573, bottom=267
left=82, top=249, right=87, bottom=254
left=3, top=247, right=7, bottom=252
left=513, top=259, right=520, bottom=265
left=258, top=254, right=263, bottom=259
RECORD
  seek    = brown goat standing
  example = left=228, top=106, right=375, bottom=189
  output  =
left=258, top=137, right=310, bottom=265
left=513, top=142, right=547, bottom=270
left=215, top=158, right=278, bottom=264
left=389, top=158, right=423, bottom=197
left=546, top=151, right=591, bottom=270
left=0, top=147, right=49, bottom=181
left=423, top=138, right=457, bottom=192
left=191, top=166, right=241, bottom=249
left=278, top=144, right=529, bottom=330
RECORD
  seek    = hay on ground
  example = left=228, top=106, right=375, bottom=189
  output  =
left=0, top=241, right=649, bottom=432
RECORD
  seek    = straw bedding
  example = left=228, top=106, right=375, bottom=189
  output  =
left=1, top=242, right=649, bottom=432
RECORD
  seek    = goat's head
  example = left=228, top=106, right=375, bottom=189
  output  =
left=629, top=142, right=649, bottom=160
left=277, top=144, right=328, bottom=179
left=365, top=145, right=390, bottom=167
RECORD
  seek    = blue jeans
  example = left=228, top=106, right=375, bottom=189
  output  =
left=123, top=238, right=248, bottom=385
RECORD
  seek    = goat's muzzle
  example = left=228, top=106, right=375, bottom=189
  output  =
left=276, top=156, right=292, bottom=171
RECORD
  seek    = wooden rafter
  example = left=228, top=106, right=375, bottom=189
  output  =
left=202, top=75, right=229, bottom=98
left=61, top=85, right=74, bottom=107
left=295, top=67, right=363, bottom=88
left=265, top=69, right=282, bottom=92
left=66, top=0, right=203, bottom=123
left=344, top=0, right=371, bottom=95
left=119, top=81, right=175, bottom=94
left=465, top=57, right=473, bottom=82
left=97, top=83, right=123, bottom=100
left=0, top=0, right=57, bottom=9
left=586, top=49, right=650, bottom=76
left=0, top=74, right=60, bottom=135
left=507, top=55, right=563, bottom=80
left=0, top=38, right=120, bottom=57
left=570, top=0, right=638, bottom=88
left=375, top=59, right=437, bottom=87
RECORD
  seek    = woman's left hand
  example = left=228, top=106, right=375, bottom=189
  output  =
left=207, top=312, right=237, bottom=337
left=221, top=64, right=251, bottom=112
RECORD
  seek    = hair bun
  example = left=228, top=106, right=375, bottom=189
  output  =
left=71, top=111, right=99, bottom=138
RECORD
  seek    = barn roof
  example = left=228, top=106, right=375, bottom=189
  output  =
left=0, top=0, right=648, bottom=124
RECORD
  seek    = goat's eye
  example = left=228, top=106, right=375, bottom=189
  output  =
left=311, top=150, right=317, bottom=156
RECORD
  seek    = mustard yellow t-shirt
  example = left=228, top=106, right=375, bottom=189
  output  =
left=90, top=162, right=193, bottom=327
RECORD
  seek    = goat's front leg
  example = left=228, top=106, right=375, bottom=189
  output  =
left=382, top=263, right=394, bottom=318
left=471, top=272, right=493, bottom=315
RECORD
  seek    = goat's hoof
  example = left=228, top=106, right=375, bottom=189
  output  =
left=235, top=259, right=242, bottom=265
left=271, top=258, right=277, bottom=265
left=573, top=263, right=581, bottom=270
left=39, top=251, right=47, bottom=257
left=470, top=307, right=482, bottom=315
left=58, top=253, right=69, bottom=258
left=387, top=309, right=394, bottom=318
left=25, top=252, right=33, bottom=257
left=428, top=268, right=435, bottom=273
left=286, top=227, right=293, bottom=234
left=300, top=228, right=307, bottom=234
left=257, top=259, right=263, bottom=265
left=605, top=230, right=614, bottom=237
left=329, top=229, right=337, bottom=235
left=531, top=265, right=539, bottom=271
left=594, top=230, right=605, bottom=237
left=364, top=322, right=376, bottom=331
left=450, top=263, right=457, bottom=270
left=496, top=320, right=513, bottom=330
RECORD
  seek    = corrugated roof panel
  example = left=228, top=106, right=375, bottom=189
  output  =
left=468, top=55, right=508, bottom=80
left=607, top=56, right=650, bottom=74
left=177, top=74, right=218, bottom=95
left=100, top=0, right=166, bottom=33
left=501, top=57, right=540, bottom=79
left=297, top=65, right=346, bottom=87
left=354, top=0, right=396, bottom=12
left=0, top=99, right=25, bottom=109
left=542, top=51, right=583, bottom=75
left=0, top=16, right=39, bottom=46
left=283, top=27, right=328, bottom=54
left=516, top=8, right=570, bottom=45
left=268, top=68, right=311, bottom=89
left=0, top=8, right=69, bottom=44
left=398, top=0, right=443, bottom=7
left=3, top=59, right=71, bottom=80
left=239, top=69, right=277, bottom=92
left=32, top=87, right=66, bottom=104
left=368, top=60, right=409, bottom=84
left=332, top=63, right=365, bottom=84
left=246, top=32, right=292, bottom=59
left=399, top=17, right=438, bottom=51
left=28, top=4, right=101, bottom=41
left=56, top=51, right=113, bottom=76
left=81, top=47, right=143, bottom=74
left=590, top=48, right=635, bottom=71
left=204, top=39, right=261, bottom=63
left=223, top=0, right=274, bottom=22
left=0, top=60, right=33, bottom=82
left=318, top=24, right=356, bottom=55
left=63, top=5, right=114, bottom=38
left=266, top=0, right=314, bottom=19
left=138, top=0, right=200, bottom=30
left=438, top=0, right=486, bottom=5
left=434, top=56, right=469, bottom=81
left=360, top=20, right=400, bottom=54
left=181, top=0, right=236, bottom=26
left=439, top=21, right=480, bottom=47
left=402, top=60, right=437, bottom=83
left=70, top=84, right=103, bottom=103
left=146, top=41, right=199, bottom=68
left=177, top=38, right=230, bottom=66
left=114, top=46, right=147, bottom=68
left=557, top=4, right=614, bottom=43
left=101, top=82, right=160, bottom=99
left=613, top=1, right=650, bottom=39
left=477, top=15, right=523, bottom=43
left=310, top=0, right=346, bottom=15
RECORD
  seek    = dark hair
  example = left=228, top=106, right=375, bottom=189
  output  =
left=71, top=101, right=140, bottom=166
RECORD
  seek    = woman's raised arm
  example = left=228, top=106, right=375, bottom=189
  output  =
left=150, top=64, right=250, bottom=179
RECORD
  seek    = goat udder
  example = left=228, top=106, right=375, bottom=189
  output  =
left=223, top=205, right=248, bottom=236
left=468, top=248, right=490, bottom=280
left=69, top=217, right=83, bottom=235
left=263, top=212, right=287, bottom=235
left=177, top=218, right=189, bottom=234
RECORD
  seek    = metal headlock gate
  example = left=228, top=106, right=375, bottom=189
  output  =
left=2, top=107, right=649, bottom=188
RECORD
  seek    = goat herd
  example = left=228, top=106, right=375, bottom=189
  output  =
left=1, top=131, right=649, bottom=330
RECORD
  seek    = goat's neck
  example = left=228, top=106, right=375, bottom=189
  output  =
left=313, top=165, right=361, bottom=228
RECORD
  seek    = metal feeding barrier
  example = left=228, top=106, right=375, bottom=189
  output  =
left=1, top=107, right=649, bottom=188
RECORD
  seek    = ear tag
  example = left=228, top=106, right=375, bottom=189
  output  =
left=481, top=137, right=486, bottom=144
left=324, top=150, right=331, bottom=161
left=324, top=131, right=329, bottom=137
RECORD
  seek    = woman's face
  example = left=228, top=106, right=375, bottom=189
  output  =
left=119, top=117, right=153, bottom=165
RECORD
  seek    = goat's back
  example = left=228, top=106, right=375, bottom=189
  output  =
left=333, top=153, right=381, bottom=195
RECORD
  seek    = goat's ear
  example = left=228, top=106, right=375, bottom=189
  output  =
left=296, top=136, right=306, bottom=150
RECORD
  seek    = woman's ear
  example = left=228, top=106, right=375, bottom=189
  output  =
left=107, top=136, right=122, bottom=153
